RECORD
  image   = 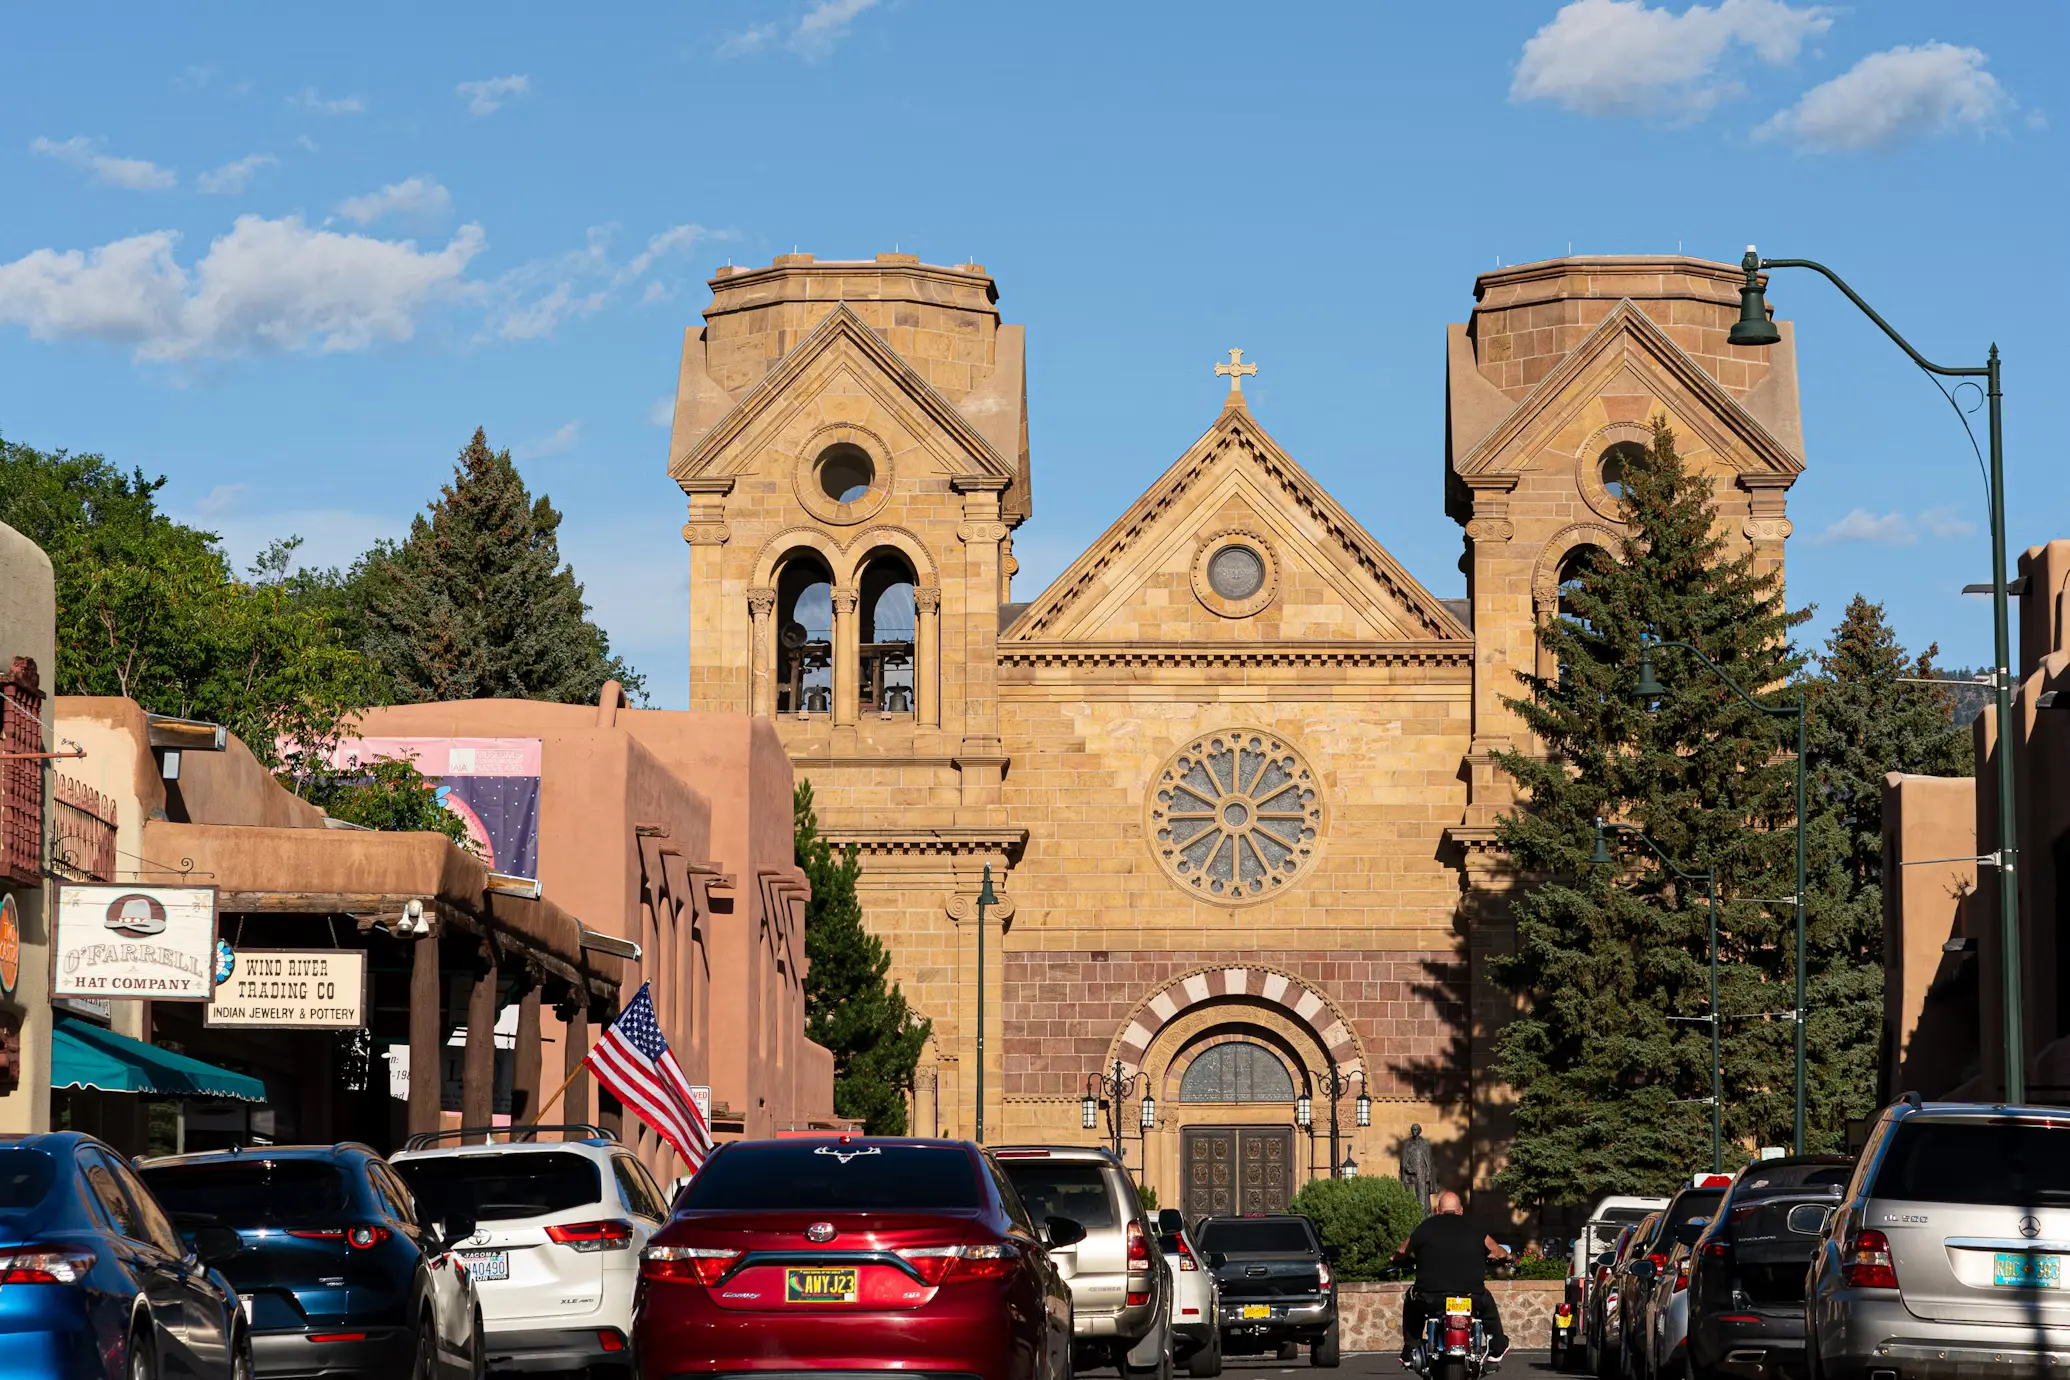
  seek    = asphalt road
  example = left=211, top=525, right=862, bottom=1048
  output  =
left=1219, top=1351, right=1559, bottom=1377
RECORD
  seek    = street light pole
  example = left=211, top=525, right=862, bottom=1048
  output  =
left=1084, top=1060, right=1141, bottom=1163
left=1635, top=638, right=1806, bottom=1153
left=974, top=863, right=997, bottom=1143
left=1313, top=1062, right=1363, bottom=1181
left=1594, top=819, right=1723, bottom=1173
left=1728, top=249, right=2021, bottom=1104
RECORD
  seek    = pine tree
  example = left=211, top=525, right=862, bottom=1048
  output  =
left=1797, top=597, right=1972, bottom=1132
left=794, top=780, right=931, bottom=1133
left=1491, top=417, right=1810, bottom=1209
left=360, top=428, right=644, bottom=704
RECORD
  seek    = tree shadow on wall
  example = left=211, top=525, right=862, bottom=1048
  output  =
left=1386, top=927, right=1478, bottom=1204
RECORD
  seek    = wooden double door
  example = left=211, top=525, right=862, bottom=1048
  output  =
left=1181, top=1125, right=1294, bottom=1220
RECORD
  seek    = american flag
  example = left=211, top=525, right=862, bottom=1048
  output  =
left=585, top=983, right=714, bottom=1172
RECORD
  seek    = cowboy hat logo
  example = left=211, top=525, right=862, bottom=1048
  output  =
left=103, top=893, right=168, bottom=939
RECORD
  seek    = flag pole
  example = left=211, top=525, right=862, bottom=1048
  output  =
left=525, top=1059, right=588, bottom=1128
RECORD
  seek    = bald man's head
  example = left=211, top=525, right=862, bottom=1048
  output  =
left=1435, top=1191, right=1463, bottom=1215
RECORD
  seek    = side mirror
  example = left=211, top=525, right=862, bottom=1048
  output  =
left=1207, top=1251, right=1227, bottom=1269
left=1322, top=1244, right=1341, bottom=1263
left=193, top=1227, right=241, bottom=1265
left=1674, top=1220, right=1707, bottom=1247
left=1786, top=1204, right=1834, bottom=1236
left=1044, top=1215, right=1087, bottom=1249
left=440, top=1214, right=478, bottom=1250
left=1157, top=1207, right=1185, bottom=1234
left=1632, top=1260, right=1657, bottom=1281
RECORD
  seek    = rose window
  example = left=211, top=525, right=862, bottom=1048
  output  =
left=1147, top=730, right=1325, bottom=903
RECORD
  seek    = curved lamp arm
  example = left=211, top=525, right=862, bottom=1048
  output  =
left=1594, top=818, right=1713, bottom=888
left=1641, top=637, right=1802, bottom=721
left=1757, top=256, right=1985, bottom=380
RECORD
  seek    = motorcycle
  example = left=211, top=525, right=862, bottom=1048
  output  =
left=1408, top=1294, right=1494, bottom=1380
left=1550, top=1302, right=1576, bottom=1368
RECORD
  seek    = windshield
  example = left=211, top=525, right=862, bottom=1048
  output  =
left=140, top=1160, right=349, bottom=1228
left=394, top=1153, right=601, bottom=1223
left=999, top=1163, right=1118, bottom=1230
left=1592, top=1206, right=1654, bottom=1225
left=0, top=1149, right=55, bottom=1210
left=681, top=1144, right=982, bottom=1212
left=1666, top=1190, right=1724, bottom=1233
left=1198, top=1219, right=1317, bottom=1253
left=1873, top=1120, right=2070, bottom=1205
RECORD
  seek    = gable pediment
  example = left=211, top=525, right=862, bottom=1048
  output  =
left=1455, top=299, right=1805, bottom=481
left=1007, top=403, right=1468, bottom=646
left=670, top=304, right=1016, bottom=491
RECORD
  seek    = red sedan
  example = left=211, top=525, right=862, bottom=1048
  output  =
left=635, top=1137, right=1081, bottom=1380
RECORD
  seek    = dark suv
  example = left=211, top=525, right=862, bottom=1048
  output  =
left=1196, top=1214, right=1339, bottom=1367
left=140, top=1143, right=483, bottom=1379
left=1685, top=1155, right=1853, bottom=1380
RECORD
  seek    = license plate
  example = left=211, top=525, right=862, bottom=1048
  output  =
left=457, top=1250, right=509, bottom=1281
left=786, top=1266, right=858, bottom=1302
left=1242, top=1304, right=1272, bottom=1319
left=1446, top=1296, right=1474, bottom=1313
left=1995, top=1252, right=2063, bottom=1288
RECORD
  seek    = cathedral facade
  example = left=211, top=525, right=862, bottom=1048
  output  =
left=667, top=251, right=1805, bottom=1215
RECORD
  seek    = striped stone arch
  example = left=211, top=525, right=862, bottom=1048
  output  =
left=1109, top=965, right=1364, bottom=1080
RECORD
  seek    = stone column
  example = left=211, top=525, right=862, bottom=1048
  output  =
left=408, top=933, right=441, bottom=1138
left=953, top=480, right=1010, bottom=809
left=914, top=587, right=941, bottom=728
left=831, top=586, right=860, bottom=725
left=681, top=479, right=735, bottom=713
left=464, top=945, right=499, bottom=1142
left=747, top=587, right=777, bottom=719
left=514, top=982, right=542, bottom=1124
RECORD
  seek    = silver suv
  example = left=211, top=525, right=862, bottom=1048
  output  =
left=996, top=1146, right=1172, bottom=1378
left=1808, top=1097, right=2070, bottom=1380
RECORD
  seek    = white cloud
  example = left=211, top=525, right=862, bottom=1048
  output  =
left=490, top=281, right=609, bottom=341
left=195, top=153, right=277, bottom=195
left=1810, top=506, right=1981, bottom=547
left=31, top=135, right=177, bottom=190
left=457, top=74, right=531, bottom=116
left=181, top=65, right=216, bottom=89
left=613, top=224, right=706, bottom=287
left=649, top=395, right=675, bottom=428
left=1512, top=0, right=1831, bottom=117
left=0, top=214, right=485, bottom=362
left=1757, top=42, right=2007, bottom=151
left=1917, top=507, right=1978, bottom=541
left=720, top=0, right=883, bottom=60
left=484, top=222, right=719, bottom=342
left=193, top=482, right=248, bottom=516
left=337, top=177, right=453, bottom=226
left=290, top=87, right=365, bottom=116
left=515, top=420, right=582, bottom=460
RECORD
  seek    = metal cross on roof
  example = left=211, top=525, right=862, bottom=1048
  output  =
left=1214, top=347, right=1257, bottom=393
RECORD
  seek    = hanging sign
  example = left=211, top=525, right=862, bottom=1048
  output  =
left=206, top=948, right=367, bottom=1029
left=54, top=884, right=218, bottom=1000
left=0, top=893, right=19, bottom=998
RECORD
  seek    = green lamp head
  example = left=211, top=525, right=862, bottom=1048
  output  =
left=1635, top=642, right=1666, bottom=700
left=1729, top=246, right=1781, bottom=348
left=977, top=862, right=999, bottom=907
left=1590, top=819, right=1616, bottom=866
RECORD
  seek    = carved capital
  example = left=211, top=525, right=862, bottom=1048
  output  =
left=1744, top=516, right=1794, bottom=543
left=1465, top=516, right=1514, bottom=544
left=747, top=587, right=777, bottom=619
left=682, top=521, right=731, bottom=546
left=830, top=586, right=860, bottom=615
left=946, top=891, right=1016, bottom=925
left=957, top=521, right=1009, bottom=545
left=913, top=586, right=941, bottom=615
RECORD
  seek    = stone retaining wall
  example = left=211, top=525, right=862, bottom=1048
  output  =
left=1337, top=1280, right=1566, bottom=1352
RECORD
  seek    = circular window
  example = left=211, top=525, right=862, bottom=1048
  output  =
left=1190, top=530, right=1278, bottom=617
left=1598, top=441, right=1645, bottom=504
left=1146, top=729, right=1326, bottom=905
left=817, top=444, right=875, bottom=504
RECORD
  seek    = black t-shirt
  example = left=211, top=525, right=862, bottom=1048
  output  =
left=1403, top=1212, right=1486, bottom=1294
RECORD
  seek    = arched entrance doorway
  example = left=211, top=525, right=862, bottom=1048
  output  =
left=1177, top=1039, right=1297, bottom=1217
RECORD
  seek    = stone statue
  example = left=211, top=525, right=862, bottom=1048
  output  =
left=1398, top=1123, right=1435, bottom=1216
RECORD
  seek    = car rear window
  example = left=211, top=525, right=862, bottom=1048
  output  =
left=1592, top=1206, right=1653, bottom=1225
left=1735, top=1162, right=1853, bottom=1194
left=1872, top=1120, right=2070, bottom=1206
left=394, top=1152, right=603, bottom=1223
left=681, top=1144, right=983, bottom=1212
left=141, top=1160, right=350, bottom=1227
left=998, top=1162, right=1118, bottom=1230
left=1666, top=1190, right=1724, bottom=1232
left=0, top=1149, right=54, bottom=1209
left=1198, top=1219, right=1317, bottom=1253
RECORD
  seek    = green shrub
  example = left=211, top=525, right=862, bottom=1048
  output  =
left=1288, top=1176, right=1424, bottom=1280
left=1508, top=1249, right=1568, bottom=1280
left=1139, top=1184, right=1159, bottom=1214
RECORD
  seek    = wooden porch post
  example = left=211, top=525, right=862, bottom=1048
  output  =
left=408, top=933, right=441, bottom=1138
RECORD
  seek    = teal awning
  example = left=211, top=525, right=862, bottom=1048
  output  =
left=52, top=1019, right=268, bottom=1103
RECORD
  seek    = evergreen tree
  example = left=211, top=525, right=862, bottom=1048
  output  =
left=360, top=428, right=644, bottom=705
left=1797, top=597, right=1972, bottom=1130
left=1491, top=417, right=1809, bottom=1209
left=794, top=780, right=930, bottom=1133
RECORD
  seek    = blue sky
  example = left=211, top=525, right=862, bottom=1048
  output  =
left=1, top=1, right=2061, bottom=705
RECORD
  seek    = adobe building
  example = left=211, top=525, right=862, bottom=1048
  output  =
left=0, top=518, right=56, bottom=1134
left=1883, top=538, right=2070, bottom=1102
left=663, top=251, right=1806, bottom=1215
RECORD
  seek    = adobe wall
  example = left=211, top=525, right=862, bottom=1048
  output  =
left=1881, top=772, right=1978, bottom=1098
left=0, top=521, right=54, bottom=1134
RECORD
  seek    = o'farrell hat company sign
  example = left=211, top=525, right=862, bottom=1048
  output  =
left=54, top=884, right=218, bottom=1000
left=207, top=948, right=367, bottom=1030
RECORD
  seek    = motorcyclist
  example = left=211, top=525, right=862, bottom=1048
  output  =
left=1391, top=1190, right=1512, bottom=1366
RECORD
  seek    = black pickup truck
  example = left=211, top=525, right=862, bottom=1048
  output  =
left=1196, top=1214, right=1340, bottom=1367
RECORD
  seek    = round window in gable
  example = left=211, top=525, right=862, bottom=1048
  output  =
left=816, top=443, right=876, bottom=504
left=792, top=428, right=893, bottom=524
left=1598, top=440, right=1646, bottom=504
left=1190, top=530, right=1279, bottom=618
left=1208, top=544, right=1266, bottom=600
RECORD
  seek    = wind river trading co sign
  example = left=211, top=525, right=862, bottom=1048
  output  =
left=54, top=884, right=219, bottom=1000
left=206, top=948, right=367, bottom=1029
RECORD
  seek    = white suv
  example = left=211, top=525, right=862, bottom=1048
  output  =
left=393, top=1126, right=671, bottom=1376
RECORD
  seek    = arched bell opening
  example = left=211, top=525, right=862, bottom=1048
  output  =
left=856, top=551, right=917, bottom=716
left=775, top=554, right=834, bottom=715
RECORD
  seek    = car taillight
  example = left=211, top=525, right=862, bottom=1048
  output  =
left=1841, top=1230, right=1898, bottom=1289
left=1175, top=1238, right=1198, bottom=1272
left=286, top=1227, right=390, bottom=1250
left=1647, top=1252, right=1665, bottom=1270
left=307, top=1333, right=368, bottom=1344
left=641, top=1245, right=740, bottom=1285
left=1701, top=1240, right=1729, bottom=1259
left=0, top=1248, right=96, bottom=1283
left=547, top=1220, right=636, bottom=1253
left=897, top=1242, right=1021, bottom=1285
left=1318, top=1260, right=1333, bottom=1290
left=1127, top=1219, right=1150, bottom=1268
left=1673, top=1257, right=1690, bottom=1292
